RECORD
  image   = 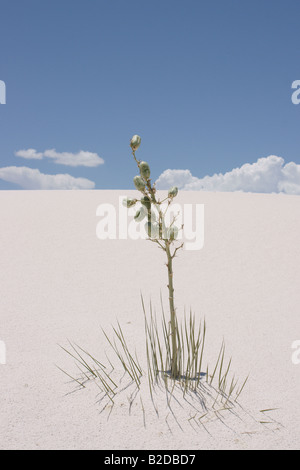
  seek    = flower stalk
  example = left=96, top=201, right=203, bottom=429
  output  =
left=126, top=134, right=183, bottom=378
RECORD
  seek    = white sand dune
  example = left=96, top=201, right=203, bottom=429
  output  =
left=0, top=190, right=299, bottom=450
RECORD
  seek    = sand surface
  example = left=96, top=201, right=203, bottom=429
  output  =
left=0, top=190, right=299, bottom=450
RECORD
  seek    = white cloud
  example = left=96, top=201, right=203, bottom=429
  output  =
left=43, top=149, right=104, bottom=167
left=15, top=149, right=43, bottom=160
left=0, top=166, right=95, bottom=190
left=155, top=169, right=199, bottom=189
left=15, top=148, right=104, bottom=167
left=156, top=156, right=300, bottom=195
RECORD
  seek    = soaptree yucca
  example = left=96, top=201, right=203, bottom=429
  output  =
left=123, top=134, right=184, bottom=379
left=60, top=134, right=249, bottom=415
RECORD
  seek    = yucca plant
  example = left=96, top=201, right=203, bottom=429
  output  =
left=123, top=134, right=184, bottom=379
left=60, top=134, right=250, bottom=420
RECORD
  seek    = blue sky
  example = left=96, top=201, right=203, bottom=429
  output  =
left=1, top=0, right=300, bottom=192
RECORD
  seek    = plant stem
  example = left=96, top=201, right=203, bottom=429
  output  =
left=132, top=147, right=179, bottom=378
left=166, top=241, right=178, bottom=379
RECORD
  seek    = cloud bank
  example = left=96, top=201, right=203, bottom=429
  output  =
left=0, top=166, right=95, bottom=190
left=156, top=156, right=300, bottom=195
left=15, top=148, right=104, bottom=167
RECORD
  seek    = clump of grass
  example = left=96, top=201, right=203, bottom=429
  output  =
left=101, top=321, right=143, bottom=390
left=59, top=321, right=143, bottom=405
left=59, top=295, right=248, bottom=415
left=142, top=295, right=248, bottom=405
left=143, top=294, right=206, bottom=392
